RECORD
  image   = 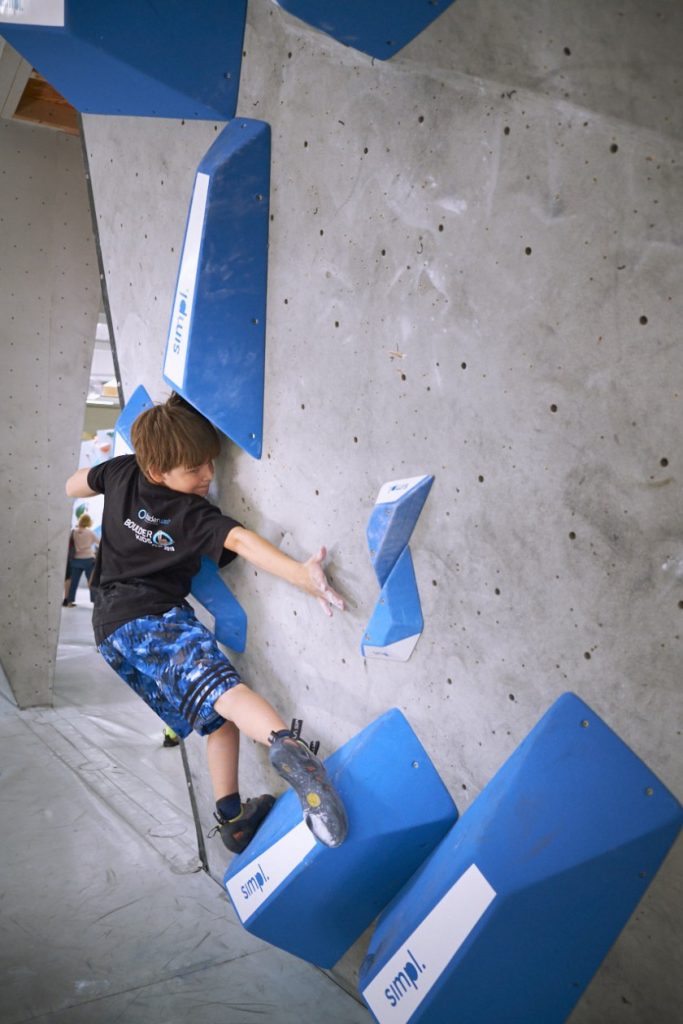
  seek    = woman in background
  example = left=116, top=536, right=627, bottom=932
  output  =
left=64, top=513, right=99, bottom=607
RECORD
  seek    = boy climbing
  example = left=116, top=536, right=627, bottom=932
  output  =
left=65, top=393, right=348, bottom=854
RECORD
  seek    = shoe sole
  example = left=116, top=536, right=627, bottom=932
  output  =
left=269, top=738, right=348, bottom=847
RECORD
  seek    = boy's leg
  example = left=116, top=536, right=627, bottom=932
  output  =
left=105, top=609, right=347, bottom=850
left=213, top=684, right=287, bottom=745
left=102, top=610, right=278, bottom=855
left=206, top=719, right=240, bottom=799
left=214, top=685, right=348, bottom=848
left=206, top=719, right=274, bottom=854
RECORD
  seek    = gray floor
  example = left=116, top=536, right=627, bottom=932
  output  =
left=0, top=588, right=370, bottom=1024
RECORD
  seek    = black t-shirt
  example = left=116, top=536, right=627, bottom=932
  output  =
left=87, top=455, right=241, bottom=644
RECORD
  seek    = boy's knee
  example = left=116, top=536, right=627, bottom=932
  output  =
left=212, top=718, right=237, bottom=735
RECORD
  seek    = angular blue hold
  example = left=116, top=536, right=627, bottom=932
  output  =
left=362, top=546, right=423, bottom=662
left=0, top=1, right=246, bottom=119
left=367, top=474, right=434, bottom=587
left=113, top=384, right=153, bottom=455
left=359, top=693, right=683, bottom=1024
left=163, top=119, right=270, bottom=459
left=224, top=708, right=458, bottom=968
left=276, top=0, right=458, bottom=60
left=191, top=557, right=247, bottom=653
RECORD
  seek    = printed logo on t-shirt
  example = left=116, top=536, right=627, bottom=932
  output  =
left=152, top=530, right=174, bottom=547
left=124, top=518, right=176, bottom=552
left=138, top=508, right=171, bottom=526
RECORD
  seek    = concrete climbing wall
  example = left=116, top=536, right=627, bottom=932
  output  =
left=81, top=1, right=682, bottom=1019
left=0, top=109, right=101, bottom=707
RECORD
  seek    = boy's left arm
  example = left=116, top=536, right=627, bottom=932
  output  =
left=66, top=468, right=97, bottom=498
left=225, top=526, right=344, bottom=617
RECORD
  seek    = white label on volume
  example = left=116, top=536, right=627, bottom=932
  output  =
left=163, top=171, right=210, bottom=388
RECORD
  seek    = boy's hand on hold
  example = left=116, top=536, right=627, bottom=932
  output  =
left=304, top=547, right=345, bottom=617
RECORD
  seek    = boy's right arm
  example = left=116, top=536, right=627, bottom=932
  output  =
left=224, top=526, right=344, bottom=616
left=65, top=468, right=97, bottom=498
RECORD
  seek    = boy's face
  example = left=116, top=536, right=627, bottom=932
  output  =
left=153, top=460, right=215, bottom=497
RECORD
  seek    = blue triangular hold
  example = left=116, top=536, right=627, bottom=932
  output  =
left=162, top=119, right=270, bottom=459
left=367, top=474, right=434, bottom=587
left=362, top=546, right=423, bottom=661
left=276, top=0, right=458, bottom=60
left=113, top=384, right=153, bottom=455
left=190, top=557, right=247, bottom=653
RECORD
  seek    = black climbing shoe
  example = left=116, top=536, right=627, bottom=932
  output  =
left=268, top=733, right=348, bottom=848
left=209, top=794, right=275, bottom=855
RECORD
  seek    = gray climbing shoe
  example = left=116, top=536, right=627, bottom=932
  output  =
left=268, top=733, right=348, bottom=848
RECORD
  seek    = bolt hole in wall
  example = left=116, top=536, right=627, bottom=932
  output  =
left=63, top=313, right=120, bottom=611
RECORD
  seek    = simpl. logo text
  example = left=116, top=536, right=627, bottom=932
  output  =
left=384, top=949, right=427, bottom=1008
left=240, top=863, right=270, bottom=901
left=172, top=290, right=189, bottom=356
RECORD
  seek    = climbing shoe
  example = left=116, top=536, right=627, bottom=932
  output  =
left=268, top=733, right=348, bottom=848
left=162, top=727, right=180, bottom=747
left=208, top=794, right=275, bottom=855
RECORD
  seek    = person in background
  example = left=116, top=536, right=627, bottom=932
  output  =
left=62, top=530, right=76, bottom=607
left=64, top=513, right=99, bottom=607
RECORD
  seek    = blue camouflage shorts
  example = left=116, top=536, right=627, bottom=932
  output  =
left=98, top=606, right=242, bottom=739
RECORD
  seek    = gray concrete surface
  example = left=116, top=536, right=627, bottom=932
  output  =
left=2, top=0, right=682, bottom=1020
left=0, top=591, right=369, bottom=1024
left=84, top=0, right=683, bottom=1018
left=0, top=109, right=102, bottom=707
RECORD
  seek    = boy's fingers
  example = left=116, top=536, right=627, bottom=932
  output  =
left=305, top=548, right=324, bottom=572
left=314, top=572, right=345, bottom=608
left=319, top=589, right=344, bottom=614
left=323, top=586, right=345, bottom=610
left=307, top=546, right=326, bottom=569
left=305, top=547, right=345, bottom=613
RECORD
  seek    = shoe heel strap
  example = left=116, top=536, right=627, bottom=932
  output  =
left=289, top=718, right=320, bottom=755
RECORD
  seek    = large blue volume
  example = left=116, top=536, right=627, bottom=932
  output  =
left=0, top=1, right=246, bottom=120
left=223, top=709, right=458, bottom=968
left=359, top=692, right=683, bottom=1024
left=277, top=1, right=457, bottom=60
left=163, top=119, right=270, bottom=459
left=114, top=387, right=247, bottom=651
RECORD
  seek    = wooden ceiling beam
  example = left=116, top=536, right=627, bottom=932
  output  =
left=13, top=70, right=79, bottom=136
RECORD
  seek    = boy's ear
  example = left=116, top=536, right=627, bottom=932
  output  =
left=146, top=465, right=164, bottom=484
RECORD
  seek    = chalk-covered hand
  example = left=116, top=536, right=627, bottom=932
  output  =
left=303, top=546, right=345, bottom=617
